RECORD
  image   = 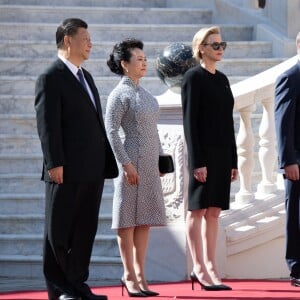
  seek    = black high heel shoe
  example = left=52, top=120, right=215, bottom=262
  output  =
left=214, top=283, right=232, bottom=290
left=190, top=271, right=225, bottom=291
left=120, top=279, right=147, bottom=297
left=140, top=289, right=159, bottom=296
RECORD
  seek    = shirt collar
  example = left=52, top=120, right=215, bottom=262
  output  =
left=58, top=53, right=82, bottom=77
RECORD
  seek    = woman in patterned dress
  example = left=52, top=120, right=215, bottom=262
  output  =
left=105, top=38, right=166, bottom=297
left=181, top=27, right=238, bottom=291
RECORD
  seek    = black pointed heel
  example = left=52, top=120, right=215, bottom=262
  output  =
left=140, top=289, right=159, bottom=296
left=190, top=271, right=224, bottom=291
left=120, top=279, right=147, bottom=297
left=214, top=283, right=232, bottom=290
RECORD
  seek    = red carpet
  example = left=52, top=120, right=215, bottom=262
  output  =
left=0, top=280, right=299, bottom=300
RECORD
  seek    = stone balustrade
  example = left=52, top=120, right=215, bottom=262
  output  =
left=232, top=55, right=298, bottom=204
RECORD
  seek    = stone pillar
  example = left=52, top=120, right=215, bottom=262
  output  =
left=235, top=105, right=256, bottom=204
left=256, top=98, right=277, bottom=197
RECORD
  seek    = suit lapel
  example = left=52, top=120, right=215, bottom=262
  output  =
left=59, top=61, right=97, bottom=112
left=83, top=69, right=106, bottom=129
left=55, top=59, right=106, bottom=130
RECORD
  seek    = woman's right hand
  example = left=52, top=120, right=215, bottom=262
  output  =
left=194, top=166, right=207, bottom=182
left=123, top=163, right=140, bottom=185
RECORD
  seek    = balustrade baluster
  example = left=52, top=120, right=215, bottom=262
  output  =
left=256, top=98, right=277, bottom=197
left=235, top=106, right=255, bottom=204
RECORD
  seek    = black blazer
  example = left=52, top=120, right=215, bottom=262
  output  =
left=35, top=59, right=118, bottom=182
left=275, top=61, right=300, bottom=169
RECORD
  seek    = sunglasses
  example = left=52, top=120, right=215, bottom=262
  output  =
left=203, top=41, right=227, bottom=50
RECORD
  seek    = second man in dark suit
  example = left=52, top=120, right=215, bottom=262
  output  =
left=275, top=31, right=300, bottom=287
left=35, top=18, right=118, bottom=300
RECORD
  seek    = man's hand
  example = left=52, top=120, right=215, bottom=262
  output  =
left=48, top=166, right=63, bottom=184
left=284, top=164, right=299, bottom=181
left=231, top=168, right=238, bottom=181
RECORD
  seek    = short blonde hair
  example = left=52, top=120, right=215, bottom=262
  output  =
left=192, top=26, right=221, bottom=61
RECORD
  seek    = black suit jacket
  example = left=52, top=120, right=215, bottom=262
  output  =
left=275, top=61, right=300, bottom=169
left=35, top=58, right=118, bottom=182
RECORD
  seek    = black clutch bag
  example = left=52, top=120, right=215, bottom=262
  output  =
left=159, top=154, right=174, bottom=173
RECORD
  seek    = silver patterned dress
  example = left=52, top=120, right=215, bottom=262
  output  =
left=105, top=76, right=167, bottom=229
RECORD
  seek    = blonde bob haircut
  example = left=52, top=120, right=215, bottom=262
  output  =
left=192, top=26, right=221, bottom=61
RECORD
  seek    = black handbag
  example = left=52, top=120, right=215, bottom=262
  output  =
left=159, top=154, right=174, bottom=173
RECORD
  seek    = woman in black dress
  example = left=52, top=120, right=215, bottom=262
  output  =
left=181, top=26, right=238, bottom=291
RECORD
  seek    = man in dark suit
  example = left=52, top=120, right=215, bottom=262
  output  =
left=275, top=31, right=300, bottom=287
left=35, top=18, right=118, bottom=300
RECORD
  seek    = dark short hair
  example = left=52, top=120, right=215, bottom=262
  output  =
left=56, top=18, right=88, bottom=49
left=107, top=38, right=144, bottom=75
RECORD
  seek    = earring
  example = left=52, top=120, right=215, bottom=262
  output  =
left=125, top=69, right=128, bottom=73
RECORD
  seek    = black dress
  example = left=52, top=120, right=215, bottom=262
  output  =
left=181, top=65, right=237, bottom=210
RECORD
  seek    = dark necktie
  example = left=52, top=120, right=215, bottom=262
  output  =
left=77, top=68, right=98, bottom=111
left=77, top=69, right=88, bottom=92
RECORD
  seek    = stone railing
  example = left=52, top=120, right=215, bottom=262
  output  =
left=231, top=55, right=298, bottom=204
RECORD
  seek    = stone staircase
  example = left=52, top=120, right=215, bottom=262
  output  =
left=0, top=0, right=285, bottom=282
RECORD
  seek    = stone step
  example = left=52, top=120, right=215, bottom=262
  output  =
left=0, top=76, right=168, bottom=97
left=0, top=23, right=253, bottom=42
left=0, top=75, right=247, bottom=101
left=0, top=73, right=271, bottom=103
left=0, top=6, right=212, bottom=24
left=0, top=213, right=114, bottom=235
left=0, top=192, right=114, bottom=214
left=0, top=234, right=119, bottom=257
left=0, top=173, right=114, bottom=194
left=0, top=146, right=270, bottom=177
left=0, top=173, right=43, bottom=193
left=0, top=40, right=273, bottom=59
left=218, top=58, right=285, bottom=76
left=221, top=194, right=286, bottom=253
left=0, top=108, right=262, bottom=146
left=0, top=0, right=168, bottom=7
left=0, top=134, right=41, bottom=154
left=0, top=254, right=122, bottom=280
left=0, top=154, right=42, bottom=173
left=0, top=95, right=34, bottom=114
left=0, top=114, right=37, bottom=134
left=0, top=103, right=265, bottom=136
left=0, top=94, right=110, bottom=115
left=0, top=58, right=162, bottom=77
left=222, top=192, right=285, bottom=226
left=0, top=193, right=45, bottom=215
left=0, top=57, right=283, bottom=77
